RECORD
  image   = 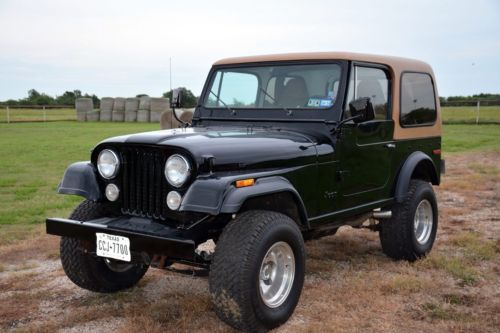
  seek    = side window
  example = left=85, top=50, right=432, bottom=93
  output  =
left=345, top=66, right=390, bottom=120
left=400, top=73, right=437, bottom=126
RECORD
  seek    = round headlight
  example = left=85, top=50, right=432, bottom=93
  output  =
left=97, top=149, right=120, bottom=179
left=166, top=191, right=182, bottom=210
left=165, top=154, right=191, bottom=187
left=105, top=184, right=120, bottom=202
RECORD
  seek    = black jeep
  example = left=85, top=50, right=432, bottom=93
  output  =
left=47, top=52, right=443, bottom=332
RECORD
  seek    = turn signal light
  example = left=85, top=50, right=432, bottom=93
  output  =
left=236, top=178, right=255, bottom=188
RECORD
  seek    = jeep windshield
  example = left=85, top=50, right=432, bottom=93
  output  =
left=203, top=63, right=342, bottom=110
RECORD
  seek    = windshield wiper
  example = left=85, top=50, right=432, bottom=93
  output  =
left=259, top=87, right=290, bottom=113
left=209, top=90, right=234, bottom=113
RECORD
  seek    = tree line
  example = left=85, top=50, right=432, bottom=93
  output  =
left=0, top=87, right=199, bottom=108
left=440, top=93, right=500, bottom=105
left=0, top=89, right=100, bottom=107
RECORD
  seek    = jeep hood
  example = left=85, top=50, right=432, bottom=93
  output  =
left=97, top=126, right=320, bottom=171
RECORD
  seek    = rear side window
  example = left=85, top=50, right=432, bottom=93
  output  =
left=400, top=73, right=437, bottom=126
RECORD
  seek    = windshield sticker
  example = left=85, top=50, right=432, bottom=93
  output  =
left=307, top=98, right=321, bottom=107
left=320, top=99, right=333, bottom=107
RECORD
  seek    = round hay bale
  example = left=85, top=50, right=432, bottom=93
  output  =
left=137, top=110, right=150, bottom=122
left=125, top=111, right=137, bottom=122
left=100, top=97, right=114, bottom=112
left=139, top=96, right=151, bottom=110
left=150, top=97, right=169, bottom=113
left=180, top=109, right=194, bottom=123
left=76, top=111, right=86, bottom=122
left=160, top=110, right=173, bottom=129
left=112, top=111, right=125, bottom=122
left=86, top=110, right=100, bottom=122
left=160, top=109, right=194, bottom=129
left=113, top=97, right=126, bottom=112
left=150, top=110, right=162, bottom=123
left=100, top=110, right=112, bottom=121
left=125, top=98, right=140, bottom=113
left=75, top=98, right=93, bottom=113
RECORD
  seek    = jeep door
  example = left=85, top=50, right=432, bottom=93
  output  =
left=336, top=63, right=395, bottom=209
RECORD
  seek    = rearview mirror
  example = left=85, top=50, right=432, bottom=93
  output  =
left=171, top=88, right=183, bottom=108
left=349, top=97, right=375, bottom=123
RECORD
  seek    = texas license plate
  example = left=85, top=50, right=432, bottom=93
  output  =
left=96, top=233, right=131, bottom=262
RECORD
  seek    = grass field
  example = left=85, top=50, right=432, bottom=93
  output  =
left=1, top=106, right=499, bottom=123
left=0, top=121, right=499, bottom=332
left=0, top=122, right=498, bottom=242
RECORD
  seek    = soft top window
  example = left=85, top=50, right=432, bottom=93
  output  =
left=204, top=63, right=342, bottom=110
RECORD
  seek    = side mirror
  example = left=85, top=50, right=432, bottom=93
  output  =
left=349, top=97, right=375, bottom=123
left=171, top=88, right=183, bottom=108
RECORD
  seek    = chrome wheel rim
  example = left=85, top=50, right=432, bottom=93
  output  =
left=259, top=241, right=295, bottom=308
left=414, top=199, right=433, bottom=245
left=104, top=258, right=135, bottom=273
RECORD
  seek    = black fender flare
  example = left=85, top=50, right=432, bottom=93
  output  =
left=394, top=151, right=438, bottom=203
left=57, top=161, right=101, bottom=201
left=180, top=176, right=308, bottom=226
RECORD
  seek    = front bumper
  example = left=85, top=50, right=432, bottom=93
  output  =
left=46, top=216, right=195, bottom=261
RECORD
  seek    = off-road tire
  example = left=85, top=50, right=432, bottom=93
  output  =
left=60, top=200, right=149, bottom=293
left=209, top=210, right=305, bottom=332
left=380, top=180, right=438, bottom=261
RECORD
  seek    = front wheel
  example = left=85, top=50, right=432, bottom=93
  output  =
left=60, top=200, right=149, bottom=293
left=380, top=180, right=438, bottom=261
left=209, top=210, right=305, bottom=332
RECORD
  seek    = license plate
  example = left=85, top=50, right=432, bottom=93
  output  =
left=96, top=233, right=131, bottom=262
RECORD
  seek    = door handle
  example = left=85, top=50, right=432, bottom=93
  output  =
left=384, top=143, right=396, bottom=149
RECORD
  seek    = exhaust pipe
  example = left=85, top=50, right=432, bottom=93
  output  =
left=372, top=210, right=392, bottom=219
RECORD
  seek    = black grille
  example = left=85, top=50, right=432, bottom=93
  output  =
left=120, top=147, right=169, bottom=220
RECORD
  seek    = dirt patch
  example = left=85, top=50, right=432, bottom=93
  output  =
left=0, top=152, right=498, bottom=332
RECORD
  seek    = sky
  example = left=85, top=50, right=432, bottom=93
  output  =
left=0, top=0, right=499, bottom=100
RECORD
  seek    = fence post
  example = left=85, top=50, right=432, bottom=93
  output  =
left=6, top=106, right=10, bottom=124
left=476, top=100, right=480, bottom=125
left=43, top=106, right=46, bottom=122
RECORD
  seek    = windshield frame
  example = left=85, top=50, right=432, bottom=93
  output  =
left=196, top=60, right=348, bottom=123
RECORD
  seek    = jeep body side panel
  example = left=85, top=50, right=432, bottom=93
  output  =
left=57, top=162, right=101, bottom=201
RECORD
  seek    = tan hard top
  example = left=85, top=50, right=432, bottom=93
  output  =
left=214, top=52, right=440, bottom=140
left=214, top=51, right=433, bottom=73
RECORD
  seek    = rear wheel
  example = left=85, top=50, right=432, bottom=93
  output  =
left=60, top=200, right=149, bottom=293
left=209, top=210, right=305, bottom=332
left=380, top=180, right=438, bottom=261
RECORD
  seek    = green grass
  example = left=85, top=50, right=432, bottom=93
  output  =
left=0, top=122, right=157, bottom=244
left=0, top=121, right=498, bottom=244
left=442, top=124, right=499, bottom=152
left=441, top=106, right=500, bottom=124
left=0, top=108, right=76, bottom=122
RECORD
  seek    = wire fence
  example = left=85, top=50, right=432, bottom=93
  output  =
left=441, top=100, right=500, bottom=124
left=0, top=105, right=76, bottom=123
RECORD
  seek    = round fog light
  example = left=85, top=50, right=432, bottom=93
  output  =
left=105, top=184, right=120, bottom=201
left=166, top=191, right=182, bottom=210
